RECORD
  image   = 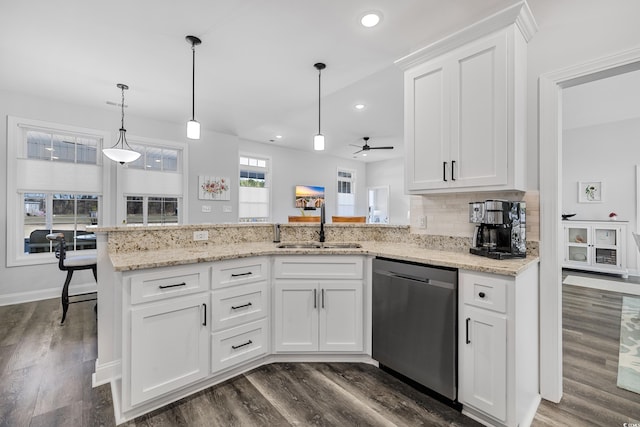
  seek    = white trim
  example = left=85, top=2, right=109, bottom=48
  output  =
left=563, top=275, right=640, bottom=296
left=394, top=1, right=537, bottom=69
left=6, top=116, right=110, bottom=267
left=115, top=135, right=189, bottom=225
left=539, top=45, right=640, bottom=403
left=0, top=281, right=97, bottom=306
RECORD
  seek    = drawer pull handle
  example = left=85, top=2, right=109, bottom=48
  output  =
left=231, top=302, right=253, bottom=310
left=202, top=303, right=207, bottom=326
left=159, top=282, right=187, bottom=289
left=231, top=272, right=253, bottom=278
left=232, top=340, right=253, bottom=350
left=451, top=160, right=456, bottom=181
left=466, top=317, right=471, bottom=344
left=478, top=292, right=486, bottom=298
left=443, top=161, right=448, bottom=182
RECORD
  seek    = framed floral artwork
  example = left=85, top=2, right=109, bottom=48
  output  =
left=578, top=181, right=603, bottom=203
left=199, top=176, right=230, bottom=200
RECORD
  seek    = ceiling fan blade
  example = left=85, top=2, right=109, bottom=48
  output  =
left=352, top=149, right=363, bottom=154
left=349, top=144, right=362, bottom=148
left=369, top=146, right=394, bottom=150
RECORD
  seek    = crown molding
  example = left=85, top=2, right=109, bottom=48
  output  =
left=395, top=1, right=538, bottom=70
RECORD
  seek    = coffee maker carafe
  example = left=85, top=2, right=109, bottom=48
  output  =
left=468, top=200, right=526, bottom=259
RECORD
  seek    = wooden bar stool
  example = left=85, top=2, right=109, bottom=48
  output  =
left=46, top=233, right=97, bottom=324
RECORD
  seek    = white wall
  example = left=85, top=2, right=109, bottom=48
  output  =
left=0, top=90, right=370, bottom=303
left=526, top=0, right=640, bottom=189
left=365, top=157, right=409, bottom=225
left=562, top=118, right=640, bottom=271
left=238, top=138, right=368, bottom=223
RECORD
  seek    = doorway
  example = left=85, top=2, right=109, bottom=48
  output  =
left=539, top=47, right=640, bottom=402
left=367, top=186, right=390, bottom=224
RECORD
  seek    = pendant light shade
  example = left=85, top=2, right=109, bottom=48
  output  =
left=313, top=62, right=326, bottom=151
left=186, top=35, right=202, bottom=140
left=103, top=83, right=141, bottom=165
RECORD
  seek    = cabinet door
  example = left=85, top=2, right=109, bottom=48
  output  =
left=274, top=281, right=318, bottom=352
left=460, top=305, right=507, bottom=422
left=319, top=281, right=363, bottom=352
left=129, top=293, right=209, bottom=406
left=592, top=226, right=622, bottom=268
left=564, top=224, right=591, bottom=266
left=405, top=57, right=450, bottom=191
left=450, top=32, right=508, bottom=188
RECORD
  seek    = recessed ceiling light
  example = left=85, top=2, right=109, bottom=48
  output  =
left=361, top=12, right=381, bottom=28
left=363, top=153, right=368, bottom=157
left=354, top=104, right=366, bottom=110
left=155, top=159, right=161, bottom=162
left=275, top=135, right=283, bottom=139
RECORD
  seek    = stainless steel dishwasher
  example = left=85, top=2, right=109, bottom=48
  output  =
left=372, top=257, right=458, bottom=403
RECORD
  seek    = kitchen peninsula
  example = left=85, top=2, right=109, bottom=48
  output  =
left=94, top=223, right=539, bottom=426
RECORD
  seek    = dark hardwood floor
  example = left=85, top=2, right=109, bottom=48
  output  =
left=1, top=284, right=639, bottom=426
left=532, top=284, right=640, bottom=425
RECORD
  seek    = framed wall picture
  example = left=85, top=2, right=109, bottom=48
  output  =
left=578, top=181, right=603, bottom=203
left=199, top=176, right=230, bottom=200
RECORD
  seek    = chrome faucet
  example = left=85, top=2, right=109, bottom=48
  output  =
left=318, top=203, right=326, bottom=243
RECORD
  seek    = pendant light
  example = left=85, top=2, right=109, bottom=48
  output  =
left=313, top=62, right=326, bottom=151
left=186, top=35, right=202, bottom=139
left=102, top=83, right=141, bottom=165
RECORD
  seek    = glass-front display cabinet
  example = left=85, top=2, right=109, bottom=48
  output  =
left=563, top=220, right=628, bottom=277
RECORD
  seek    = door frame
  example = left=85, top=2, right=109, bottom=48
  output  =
left=539, top=46, right=640, bottom=402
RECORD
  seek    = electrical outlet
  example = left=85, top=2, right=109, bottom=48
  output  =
left=419, top=216, right=427, bottom=228
left=193, top=230, right=209, bottom=241
left=223, top=205, right=232, bottom=213
left=201, top=205, right=212, bottom=213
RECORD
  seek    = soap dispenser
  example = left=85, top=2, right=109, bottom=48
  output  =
left=273, top=223, right=281, bottom=243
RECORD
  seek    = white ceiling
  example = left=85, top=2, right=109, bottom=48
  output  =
left=0, top=0, right=523, bottom=162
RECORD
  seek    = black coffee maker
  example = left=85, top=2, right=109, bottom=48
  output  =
left=469, top=200, right=526, bottom=259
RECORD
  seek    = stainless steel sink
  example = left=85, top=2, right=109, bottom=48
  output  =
left=275, top=242, right=362, bottom=249
left=321, top=242, right=362, bottom=249
left=276, top=243, right=322, bottom=249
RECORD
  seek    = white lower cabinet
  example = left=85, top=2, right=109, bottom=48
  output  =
left=458, top=266, right=539, bottom=427
left=273, top=256, right=364, bottom=353
left=211, top=257, right=269, bottom=375
left=129, top=292, right=209, bottom=406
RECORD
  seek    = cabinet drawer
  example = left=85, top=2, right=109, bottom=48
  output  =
left=211, top=318, right=268, bottom=374
left=273, top=256, right=363, bottom=279
left=460, top=270, right=509, bottom=314
left=129, top=264, right=210, bottom=305
left=212, top=257, right=268, bottom=289
left=211, top=281, right=268, bottom=331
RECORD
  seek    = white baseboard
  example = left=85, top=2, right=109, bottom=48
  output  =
left=563, top=275, right=640, bottom=296
left=0, top=281, right=97, bottom=306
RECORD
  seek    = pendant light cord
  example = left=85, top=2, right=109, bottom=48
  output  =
left=317, top=67, right=321, bottom=134
left=191, top=43, right=196, bottom=120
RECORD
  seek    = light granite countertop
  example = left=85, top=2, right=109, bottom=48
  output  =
left=108, top=241, right=538, bottom=276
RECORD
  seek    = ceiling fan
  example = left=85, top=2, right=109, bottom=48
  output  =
left=351, top=137, right=394, bottom=156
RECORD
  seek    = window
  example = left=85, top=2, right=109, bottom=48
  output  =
left=239, top=155, right=270, bottom=222
left=116, top=137, right=187, bottom=226
left=7, top=116, right=107, bottom=266
left=26, top=129, right=99, bottom=164
left=126, top=196, right=179, bottom=225
left=127, top=144, right=179, bottom=171
left=337, top=168, right=356, bottom=216
left=23, top=193, right=98, bottom=254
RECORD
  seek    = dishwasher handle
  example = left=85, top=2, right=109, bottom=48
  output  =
left=376, top=270, right=456, bottom=290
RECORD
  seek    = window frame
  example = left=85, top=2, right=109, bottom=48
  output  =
left=238, top=153, right=272, bottom=222
left=336, top=167, right=357, bottom=216
left=115, top=135, right=188, bottom=226
left=7, top=116, right=109, bottom=267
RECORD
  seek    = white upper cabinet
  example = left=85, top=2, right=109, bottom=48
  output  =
left=396, top=2, right=537, bottom=194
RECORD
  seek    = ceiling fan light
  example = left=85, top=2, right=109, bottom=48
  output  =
left=314, top=134, right=325, bottom=151
left=187, top=119, right=200, bottom=140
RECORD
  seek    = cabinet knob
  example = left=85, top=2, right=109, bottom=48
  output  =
left=478, top=292, right=486, bottom=298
